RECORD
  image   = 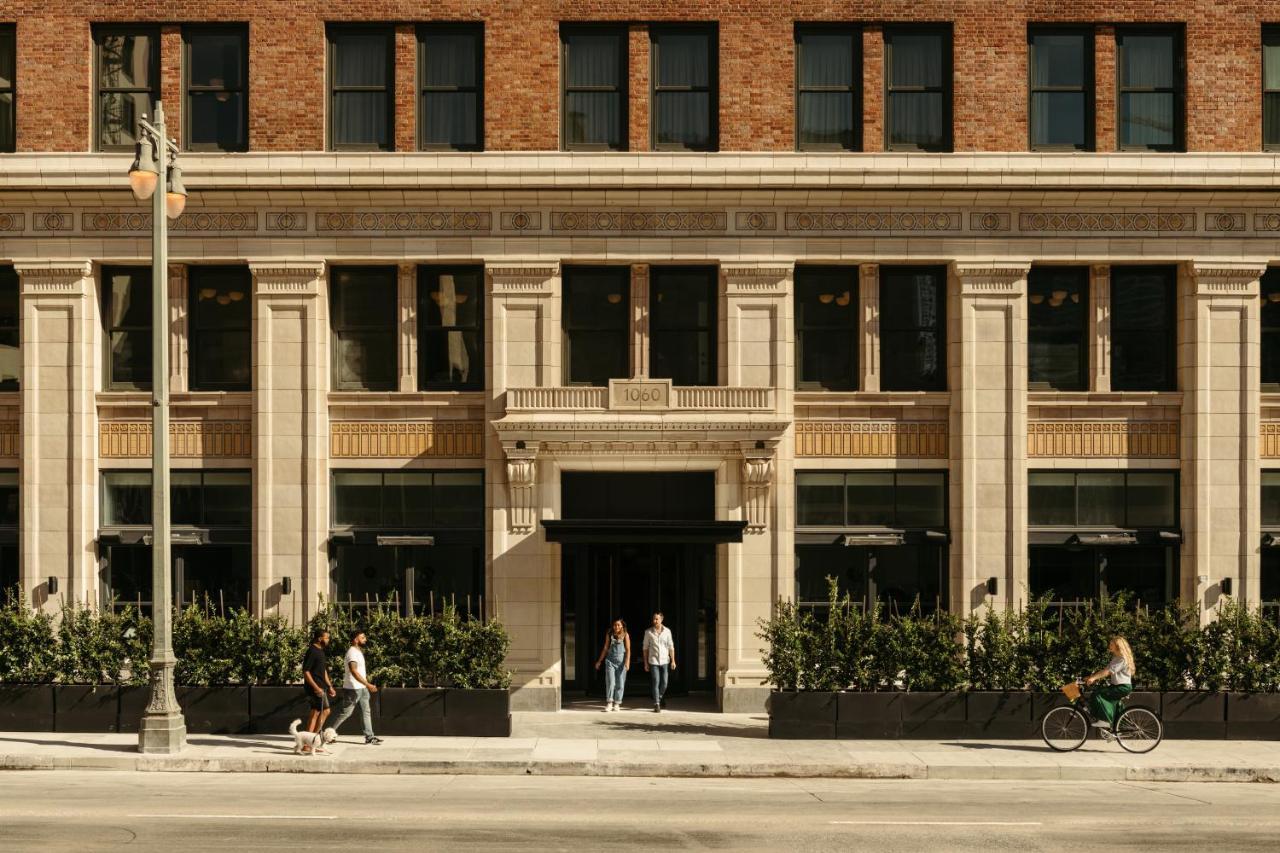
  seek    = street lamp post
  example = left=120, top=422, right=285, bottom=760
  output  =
left=128, top=102, right=188, bottom=754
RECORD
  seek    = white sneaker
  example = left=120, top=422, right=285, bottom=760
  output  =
left=1091, top=720, right=1109, bottom=729
left=614, top=703, right=622, bottom=712
left=604, top=702, right=613, bottom=712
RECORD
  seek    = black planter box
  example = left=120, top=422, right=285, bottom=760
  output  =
left=376, top=688, right=443, bottom=736
left=53, top=685, right=119, bottom=733
left=767, top=691, right=837, bottom=739
left=965, top=691, right=1034, bottom=738
left=0, top=685, right=55, bottom=732
left=1227, top=693, right=1280, bottom=740
left=248, top=686, right=313, bottom=735
left=443, top=689, right=511, bottom=737
left=901, top=692, right=966, bottom=739
left=1160, top=692, right=1226, bottom=739
left=116, top=686, right=150, bottom=733
left=179, top=687, right=252, bottom=734
left=836, top=692, right=902, bottom=739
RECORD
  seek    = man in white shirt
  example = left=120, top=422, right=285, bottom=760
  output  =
left=642, top=611, right=676, bottom=713
left=329, top=630, right=382, bottom=744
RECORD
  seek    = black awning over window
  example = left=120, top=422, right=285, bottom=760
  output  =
left=541, top=519, right=746, bottom=544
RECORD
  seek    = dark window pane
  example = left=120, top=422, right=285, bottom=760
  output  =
left=798, top=31, right=853, bottom=87
left=333, top=472, right=383, bottom=527
left=798, top=330, right=856, bottom=390
left=1029, top=472, right=1076, bottom=526
left=433, top=472, right=484, bottom=527
left=421, top=32, right=476, bottom=88
left=1031, top=92, right=1086, bottom=148
left=103, top=472, right=152, bottom=526
left=650, top=331, right=713, bottom=386
left=565, top=32, right=621, bottom=87
left=566, top=331, right=628, bottom=386
left=1077, top=473, right=1125, bottom=526
left=418, top=264, right=483, bottom=390
left=332, top=32, right=388, bottom=86
left=171, top=472, right=202, bottom=525
left=1119, top=33, right=1174, bottom=89
left=187, top=92, right=246, bottom=150
left=411, top=542, right=482, bottom=615
left=1263, top=270, right=1280, bottom=384
left=334, top=544, right=401, bottom=608
left=332, top=92, right=388, bottom=147
left=1266, top=93, right=1280, bottom=149
left=110, top=332, right=152, bottom=386
left=98, top=91, right=150, bottom=148
left=1125, top=473, right=1176, bottom=528
left=422, top=92, right=478, bottom=147
left=886, top=91, right=944, bottom=148
left=564, top=92, right=622, bottom=146
left=1266, top=35, right=1280, bottom=91
left=880, top=330, right=943, bottom=391
left=0, top=267, right=16, bottom=389
left=1111, top=268, right=1174, bottom=391
left=1029, top=546, right=1094, bottom=601
left=650, top=267, right=715, bottom=386
left=1117, top=30, right=1180, bottom=150
left=797, top=92, right=854, bottom=147
left=563, top=29, right=625, bottom=150
left=1119, top=92, right=1176, bottom=148
left=652, top=28, right=713, bottom=149
left=1028, top=267, right=1087, bottom=389
left=0, top=471, right=16, bottom=526
left=190, top=267, right=251, bottom=391
left=1104, top=546, right=1172, bottom=607
left=895, top=473, right=946, bottom=528
left=564, top=268, right=628, bottom=385
left=654, top=92, right=711, bottom=147
left=332, top=268, right=397, bottom=391
left=1264, top=471, right=1280, bottom=528
left=98, top=32, right=155, bottom=87
left=796, top=473, right=844, bottom=525
left=874, top=545, right=942, bottom=615
left=888, top=32, right=942, bottom=87
left=177, top=544, right=251, bottom=611
left=0, top=92, right=12, bottom=152
left=334, top=333, right=396, bottom=389
left=845, top=473, right=893, bottom=525
left=106, top=545, right=152, bottom=611
left=1030, top=32, right=1086, bottom=87
left=201, top=472, right=251, bottom=526
left=796, top=268, right=856, bottom=389
left=796, top=544, right=866, bottom=606
left=420, top=330, right=481, bottom=388
left=108, top=270, right=151, bottom=327
left=880, top=268, right=945, bottom=392
left=383, top=472, right=433, bottom=527
left=422, top=268, right=481, bottom=328
left=655, top=31, right=710, bottom=87
left=187, top=31, right=244, bottom=89
left=0, top=29, right=13, bottom=89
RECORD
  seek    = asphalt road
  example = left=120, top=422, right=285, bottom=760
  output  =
left=2, top=771, right=1279, bottom=852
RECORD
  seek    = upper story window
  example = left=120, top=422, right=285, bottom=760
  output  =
left=651, top=25, right=717, bottom=151
left=795, top=25, right=859, bottom=151
left=0, top=25, right=14, bottom=152
left=93, top=25, right=159, bottom=152
left=328, top=26, right=393, bottom=151
left=1262, top=269, right=1280, bottom=388
left=1116, top=27, right=1184, bottom=151
left=419, top=24, right=483, bottom=151
left=102, top=469, right=252, bottom=527
left=1029, top=470, right=1178, bottom=529
left=183, top=25, right=248, bottom=151
left=0, top=470, right=14, bottom=526
left=188, top=266, right=251, bottom=392
left=1265, top=27, right=1280, bottom=150
left=884, top=25, right=951, bottom=152
left=1110, top=266, right=1176, bottom=392
left=102, top=266, right=152, bottom=390
left=330, top=266, right=397, bottom=391
left=879, top=266, right=946, bottom=392
left=649, top=266, right=717, bottom=387
left=1028, top=26, right=1093, bottom=150
left=0, top=265, right=16, bottom=391
left=561, top=26, right=627, bottom=151
left=796, top=471, right=947, bottom=528
left=795, top=266, right=857, bottom=391
left=1028, top=266, right=1088, bottom=391
left=563, top=266, right=629, bottom=386
left=332, top=470, right=484, bottom=529
left=418, top=265, right=483, bottom=390
left=1263, top=471, right=1280, bottom=527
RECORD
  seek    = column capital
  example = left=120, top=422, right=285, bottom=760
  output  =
left=723, top=263, right=791, bottom=295
left=487, top=262, right=559, bottom=296
left=248, top=259, right=325, bottom=295
left=12, top=260, right=93, bottom=295
left=1189, top=261, right=1268, bottom=295
left=502, top=441, right=540, bottom=534
left=951, top=261, right=1032, bottom=295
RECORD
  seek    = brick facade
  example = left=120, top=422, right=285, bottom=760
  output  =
left=0, top=2, right=1272, bottom=152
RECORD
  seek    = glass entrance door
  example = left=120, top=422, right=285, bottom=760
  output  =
left=562, top=542, right=715, bottom=697
left=0, top=543, right=17, bottom=601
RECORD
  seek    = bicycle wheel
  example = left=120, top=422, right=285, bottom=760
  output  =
left=1041, top=705, right=1088, bottom=751
left=1115, top=706, right=1163, bottom=754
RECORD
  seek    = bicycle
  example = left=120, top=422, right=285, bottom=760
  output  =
left=1040, top=679, right=1163, bottom=754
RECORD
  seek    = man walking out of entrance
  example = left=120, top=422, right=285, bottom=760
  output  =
left=643, top=611, right=676, bottom=713
left=330, top=629, right=382, bottom=744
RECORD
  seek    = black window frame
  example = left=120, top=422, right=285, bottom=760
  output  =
left=560, top=24, right=629, bottom=152
left=1027, top=25, right=1094, bottom=152
left=1027, top=266, right=1089, bottom=391
left=1027, top=469, right=1180, bottom=529
left=562, top=265, right=631, bottom=387
left=330, top=469, right=485, bottom=531
left=188, top=265, right=252, bottom=392
left=1263, top=469, right=1280, bottom=528
left=648, top=265, right=718, bottom=387
left=329, top=265, right=398, bottom=392
left=1109, top=265, right=1177, bottom=392
left=1262, top=268, right=1280, bottom=388
left=417, top=22, right=484, bottom=152
left=417, top=264, right=484, bottom=391
left=795, top=470, right=949, bottom=530
left=883, top=24, right=952, bottom=152
left=1265, top=26, right=1280, bottom=151
left=649, top=23, right=718, bottom=152
left=326, top=24, right=395, bottom=152
left=0, top=265, right=16, bottom=391
left=102, top=265, right=153, bottom=391
left=181, top=23, right=249, bottom=153
left=100, top=468, right=253, bottom=529
left=794, top=23, right=861, bottom=152
left=1115, top=25, right=1185, bottom=152
left=878, top=265, right=948, bottom=392
left=0, top=24, right=14, bottom=153
left=92, top=24, right=161, bottom=153
left=794, top=265, right=859, bottom=391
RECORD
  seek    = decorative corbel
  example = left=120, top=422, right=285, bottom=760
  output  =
left=741, top=441, right=777, bottom=533
left=504, top=441, right=540, bottom=534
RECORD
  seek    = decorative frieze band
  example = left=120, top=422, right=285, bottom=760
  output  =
left=0, top=421, right=17, bottom=457
left=1190, top=262, right=1268, bottom=295
left=316, top=211, right=490, bottom=233
left=953, top=262, right=1031, bottom=294
left=785, top=211, right=959, bottom=232
left=1261, top=423, right=1280, bottom=458
left=100, top=421, right=252, bottom=458
left=488, top=264, right=559, bottom=295
left=1019, top=211, right=1195, bottom=233
left=552, top=211, right=727, bottom=233
left=82, top=210, right=258, bottom=232
left=795, top=421, right=948, bottom=458
left=13, top=260, right=92, bottom=294
left=723, top=266, right=790, bottom=294
left=330, top=421, right=485, bottom=459
left=1027, top=421, right=1179, bottom=458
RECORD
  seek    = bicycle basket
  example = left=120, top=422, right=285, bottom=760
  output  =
left=1061, top=682, right=1081, bottom=701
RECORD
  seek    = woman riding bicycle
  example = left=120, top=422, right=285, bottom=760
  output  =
left=1084, top=636, right=1135, bottom=729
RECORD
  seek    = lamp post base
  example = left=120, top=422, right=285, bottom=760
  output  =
left=138, top=712, right=187, bottom=754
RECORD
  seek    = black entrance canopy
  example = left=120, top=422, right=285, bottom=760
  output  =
left=541, top=519, right=746, bottom=544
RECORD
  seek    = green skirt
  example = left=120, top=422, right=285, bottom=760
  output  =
left=1089, top=683, right=1133, bottom=725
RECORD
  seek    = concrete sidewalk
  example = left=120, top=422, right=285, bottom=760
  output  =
left=0, top=706, right=1277, bottom=782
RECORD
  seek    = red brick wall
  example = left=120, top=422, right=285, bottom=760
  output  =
left=0, top=1, right=1271, bottom=153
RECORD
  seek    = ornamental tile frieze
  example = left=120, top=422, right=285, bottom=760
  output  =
left=330, top=421, right=484, bottom=459
left=100, top=421, right=252, bottom=458
left=784, top=211, right=960, bottom=232
left=316, top=211, right=491, bottom=233
left=551, top=210, right=727, bottom=233
left=1027, top=421, right=1178, bottom=458
left=1017, top=211, right=1194, bottom=233
left=82, top=211, right=258, bottom=232
left=795, top=421, right=948, bottom=458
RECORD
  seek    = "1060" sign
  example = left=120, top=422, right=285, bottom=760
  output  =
left=609, top=379, right=672, bottom=411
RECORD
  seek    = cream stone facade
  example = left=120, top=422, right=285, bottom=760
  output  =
left=2, top=153, right=1279, bottom=711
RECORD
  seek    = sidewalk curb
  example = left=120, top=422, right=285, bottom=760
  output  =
left=2, top=754, right=1277, bottom=782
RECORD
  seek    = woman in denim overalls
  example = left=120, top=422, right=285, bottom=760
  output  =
left=594, top=619, right=631, bottom=712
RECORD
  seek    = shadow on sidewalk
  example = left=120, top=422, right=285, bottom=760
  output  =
left=938, top=741, right=1057, bottom=754
left=0, top=735, right=136, bottom=753
left=599, top=719, right=770, bottom=739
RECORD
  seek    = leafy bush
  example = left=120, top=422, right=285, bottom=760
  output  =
left=54, top=602, right=151, bottom=686
left=0, top=592, right=57, bottom=682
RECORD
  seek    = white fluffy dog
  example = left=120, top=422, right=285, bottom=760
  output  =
left=289, top=718, right=337, bottom=755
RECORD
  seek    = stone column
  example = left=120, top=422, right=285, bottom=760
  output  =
left=949, top=262, right=1032, bottom=612
left=168, top=263, right=188, bottom=394
left=249, top=261, right=328, bottom=621
left=15, top=261, right=97, bottom=611
left=859, top=263, right=880, bottom=393
left=1182, top=262, right=1266, bottom=613
left=1090, top=264, right=1111, bottom=393
left=397, top=262, right=417, bottom=393
left=630, top=263, right=649, bottom=378
left=486, top=263, right=560, bottom=710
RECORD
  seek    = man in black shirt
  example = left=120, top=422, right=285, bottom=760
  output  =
left=302, top=629, right=335, bottom=746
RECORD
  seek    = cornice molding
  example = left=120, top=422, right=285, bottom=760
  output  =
left=1190, top=261, right=1269, bottom=295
